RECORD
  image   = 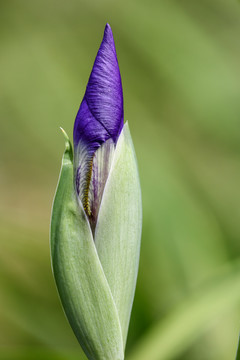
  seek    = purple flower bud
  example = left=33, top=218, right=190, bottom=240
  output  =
left=51, top=25, right=142, bottom=358
left=73, top=24, right=124, bottom=230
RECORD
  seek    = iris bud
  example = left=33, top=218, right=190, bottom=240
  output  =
left=50, top=24, right=142, bottom=360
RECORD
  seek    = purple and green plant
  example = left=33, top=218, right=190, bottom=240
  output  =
left=50, top=24, right=142, bottom=360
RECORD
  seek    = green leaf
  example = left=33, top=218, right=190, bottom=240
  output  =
left=95, top=123, right=142, bottom=347
left=50, top=131, right=124, bottom=360
left=128, top=261, right=240, bottom=360
left=236, top=336, right=240, bottom=360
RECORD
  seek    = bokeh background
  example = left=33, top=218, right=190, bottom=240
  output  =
left=1, top=0, right=240, bottom=359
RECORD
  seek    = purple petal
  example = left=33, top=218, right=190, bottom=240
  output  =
left=73, top=24, right=124, bottom=226
left=73, top=23, right=124, bottom=151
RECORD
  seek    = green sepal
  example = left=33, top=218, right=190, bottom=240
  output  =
left=50, top=130, right=124, bottom=360
left=95, top=123, right=142, bottom=347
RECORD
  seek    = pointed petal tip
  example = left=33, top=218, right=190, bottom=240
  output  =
left=104, top=23, right=112, bottom=32
left=102, top=23, right=116, bottom=52
left=104, top=23, right=113, bottom=38
left=73, top=23, right=123, bottom=150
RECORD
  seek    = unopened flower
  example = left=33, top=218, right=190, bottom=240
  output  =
left=50, top=24, right=142, bottom=360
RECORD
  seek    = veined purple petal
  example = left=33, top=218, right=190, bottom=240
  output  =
left=73, top=23, right=124, bottom=150
left=73, top=24, right=124, bottom=228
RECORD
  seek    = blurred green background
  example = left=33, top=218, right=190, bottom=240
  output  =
left=1, top=0, right=240, bottom=359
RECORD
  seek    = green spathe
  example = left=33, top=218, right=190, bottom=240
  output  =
left=95, top=123, right=142, bottom=347
left=50, top=123, right=142, bottom=360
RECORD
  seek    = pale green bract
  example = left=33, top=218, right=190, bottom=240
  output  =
left=50, top=123, right=142, bottom=360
